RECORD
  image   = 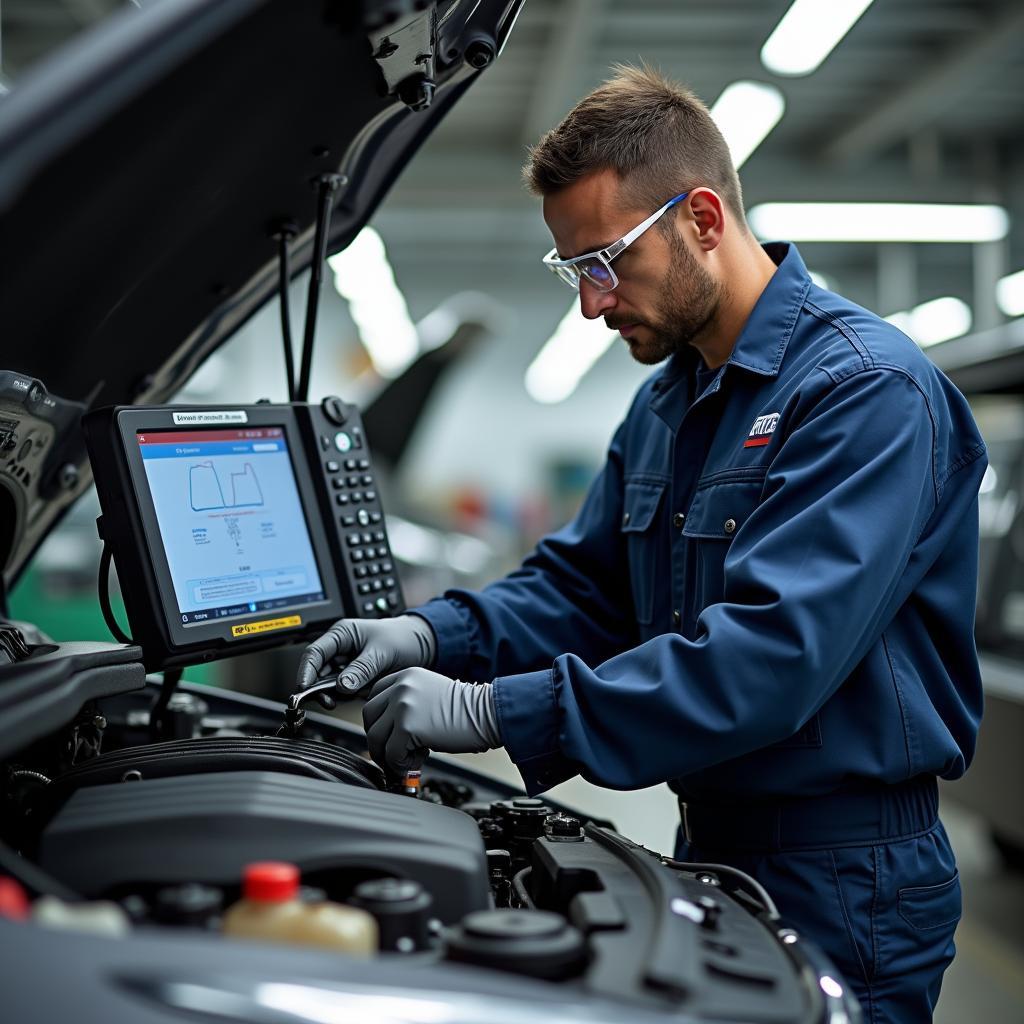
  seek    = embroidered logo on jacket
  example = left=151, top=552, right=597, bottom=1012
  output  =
left=744, top=412, right=779, bottom=448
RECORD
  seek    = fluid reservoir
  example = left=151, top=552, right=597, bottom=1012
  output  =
left=222, top=862, right=377, bottom=955
left=221, top=862, right=307, bottom=944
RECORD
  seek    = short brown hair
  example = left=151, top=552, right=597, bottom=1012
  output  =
left=523, top=64, right=746, bottom=227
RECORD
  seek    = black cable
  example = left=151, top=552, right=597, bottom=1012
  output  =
left=661, top=858, right=780, bottom=919
left=149, top=668, right=183, bottom=738
left=275, top=226, right=297, bottom=401
left=297, top=174, right=344, bottom=403
left=97, top=543, right=133, bottom=645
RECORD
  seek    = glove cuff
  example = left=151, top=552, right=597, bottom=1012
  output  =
left=465, top=681, right=502, bottom=750
left=405, top=613, right=438, bottom=668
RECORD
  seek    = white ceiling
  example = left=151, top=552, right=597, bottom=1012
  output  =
left=380, top=0, right=1024, bottom=320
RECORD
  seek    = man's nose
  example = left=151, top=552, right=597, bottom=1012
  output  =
left=578, top=279, right=617, bottom=320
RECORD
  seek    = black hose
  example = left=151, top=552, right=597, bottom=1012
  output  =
left=56, top=736, right=385, bottom=791
left=511, top=866, right=534, bottom=909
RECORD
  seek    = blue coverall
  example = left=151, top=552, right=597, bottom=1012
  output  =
left=413, top=243, right=987, bottom=1021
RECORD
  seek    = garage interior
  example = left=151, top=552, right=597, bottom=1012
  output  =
left=2, top=1, right=1023, bottom=1019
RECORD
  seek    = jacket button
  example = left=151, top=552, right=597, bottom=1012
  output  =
left=622, top=512, right=631, bottom=527
left=723, top=518, right=737, bottom=534
left=673, top=610, right=681, bottom=627
left=673, top=512, right=685, bottom=529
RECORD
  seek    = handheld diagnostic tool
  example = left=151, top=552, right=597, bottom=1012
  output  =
left=84, top=399, right=405, bottom=670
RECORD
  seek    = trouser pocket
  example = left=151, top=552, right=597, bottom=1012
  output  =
left=897, top=872, right=961, bottom=931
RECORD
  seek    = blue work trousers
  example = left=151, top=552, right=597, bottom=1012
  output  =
left=674, top=778, right=960, bottom=1022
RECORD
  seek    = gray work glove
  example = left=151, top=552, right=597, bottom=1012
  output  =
left=296, top=615, right=437, bottom=708
left=362, top=668, right=502, bottom=775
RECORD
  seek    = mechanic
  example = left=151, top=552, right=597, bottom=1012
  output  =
left=298, top=66, right=986, bottom=1022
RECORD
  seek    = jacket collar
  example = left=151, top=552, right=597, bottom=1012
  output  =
left=724, top=241, right=810, bottom=377
left=649, top=242, right=810, bottom=427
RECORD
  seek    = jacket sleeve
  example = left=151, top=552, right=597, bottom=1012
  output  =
left=411, top=420, right=637, bottom=683
left=491, top=366, right=983, bottom=793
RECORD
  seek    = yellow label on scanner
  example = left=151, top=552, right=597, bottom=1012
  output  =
left=231, top=615, right=302, bottom=638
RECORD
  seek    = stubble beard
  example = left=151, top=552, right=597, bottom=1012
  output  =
left=622, top=236, right=722, bottom=366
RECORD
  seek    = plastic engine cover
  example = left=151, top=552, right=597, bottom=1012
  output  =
left=38, top=771, right=490, bottom=922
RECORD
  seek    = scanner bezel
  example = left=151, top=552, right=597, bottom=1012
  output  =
left=86, top=404, right=347, bottom=669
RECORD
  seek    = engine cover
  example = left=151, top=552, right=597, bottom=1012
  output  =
left=38, top=771, right=490, bottom=923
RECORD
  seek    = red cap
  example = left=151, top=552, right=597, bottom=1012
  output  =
left=0, top=877, right=30, bottom=920
left=242, top=862, right=300, bottom=903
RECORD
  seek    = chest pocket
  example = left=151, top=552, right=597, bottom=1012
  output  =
left=683, top=471, right=766, bottom=611
left=621, top=479, right=666, bottom=625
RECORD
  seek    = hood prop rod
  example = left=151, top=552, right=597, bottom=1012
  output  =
left=273, top=222, right=299, bottom=402
left=296, top=174, right=346, bottom=403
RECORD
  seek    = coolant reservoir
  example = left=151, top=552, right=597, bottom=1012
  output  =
left=294, top=900, right=377, bottom=955
left=222, top=861, right=377, bottom=955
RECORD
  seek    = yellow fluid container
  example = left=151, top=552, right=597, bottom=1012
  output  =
left=291, top=901, right=377, bottom=956
left=221, top=862, right=307, bottom=944
left=221, top=861, right=377, bottom=955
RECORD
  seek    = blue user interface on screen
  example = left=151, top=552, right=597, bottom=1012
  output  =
left=138, top=427, right=326, bottom=625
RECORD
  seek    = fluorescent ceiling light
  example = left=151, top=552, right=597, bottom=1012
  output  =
left=525, top=304, right=616, bottom=404
left=996, top=268, right=1024, bottom=318
left=328, top=228, right=419, bottom=377
left=761, top=0, right=876, bottom=76
left=747, top=203, right=1010, bottom=243
left=885, top=296, right=972, bottom=347
left=709, top=81, right=785, bottom=170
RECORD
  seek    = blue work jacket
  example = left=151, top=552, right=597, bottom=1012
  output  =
left=413, top=243, right=988, bottom=800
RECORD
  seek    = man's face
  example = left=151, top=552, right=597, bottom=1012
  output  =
left=542, top=170, right=722, bottom=365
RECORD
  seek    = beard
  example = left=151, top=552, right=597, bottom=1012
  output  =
left=610, top=235, right=723, bottom=366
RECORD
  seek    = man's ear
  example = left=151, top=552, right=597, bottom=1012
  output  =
left=686, top=188, right=725, bottom=252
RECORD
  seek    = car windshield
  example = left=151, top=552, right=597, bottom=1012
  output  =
left=0, top=0, right=151, bottom=95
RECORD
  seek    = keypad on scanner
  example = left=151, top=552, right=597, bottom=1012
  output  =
left=326, top=457, right=399, bottom=615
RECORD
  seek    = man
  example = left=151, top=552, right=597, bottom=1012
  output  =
left=298, top=66, right=985, bottom=1022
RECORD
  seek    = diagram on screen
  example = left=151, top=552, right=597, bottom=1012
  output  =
left=189, top=461, right=265, bottom=511
left=224, top=516, right=243, bottom=554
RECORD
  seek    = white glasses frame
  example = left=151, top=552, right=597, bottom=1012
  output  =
left=542, top=191, right=691, bottom=292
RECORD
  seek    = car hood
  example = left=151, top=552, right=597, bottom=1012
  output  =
left=0, top=0, right=523, bottom=584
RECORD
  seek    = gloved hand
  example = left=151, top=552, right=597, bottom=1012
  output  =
left=362, top=668, right=502, bottom=775
left=296, top=615, right=437, bottom=708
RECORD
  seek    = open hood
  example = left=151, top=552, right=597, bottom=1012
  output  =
left=0, top=0, right=524, bottom=585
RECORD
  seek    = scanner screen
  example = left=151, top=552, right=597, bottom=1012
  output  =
left=137, top=427, right=326, bottom=625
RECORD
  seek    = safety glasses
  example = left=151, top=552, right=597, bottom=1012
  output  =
left=542, top=192, right=690, bottom=292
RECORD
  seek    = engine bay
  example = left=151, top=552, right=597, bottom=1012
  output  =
left=0, top=640, right=839, bottom=1023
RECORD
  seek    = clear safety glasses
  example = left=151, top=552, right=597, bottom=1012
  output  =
left=542, top=191, right=690, bottom=292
